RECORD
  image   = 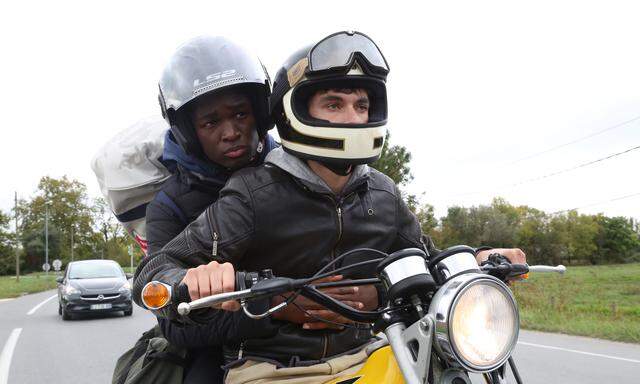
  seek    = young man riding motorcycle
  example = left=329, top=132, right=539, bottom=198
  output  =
left=133, top=31, right=526, bottom=384
left=143, top=35, right=278, bottom=383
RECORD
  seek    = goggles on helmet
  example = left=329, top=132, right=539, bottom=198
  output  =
left=307, top=31, right=389, bottom=78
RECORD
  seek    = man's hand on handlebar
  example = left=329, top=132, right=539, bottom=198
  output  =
left=476, top=248, right=526, bottom=265
left=271, top=275, right=379, bottom=330
left=303, top=283, right=378, bottom=330
left=476, top=248, right=528, bottom=283
left=181, top=261, right=240, bottom=311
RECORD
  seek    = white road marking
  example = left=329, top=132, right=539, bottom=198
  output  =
left=0, top=299, right=15, bottom=304
left=0, top=328, right=22, bottom=384
left=518, top=341, right=640, bottom=364
left=26, top=294, right=57, bottom=315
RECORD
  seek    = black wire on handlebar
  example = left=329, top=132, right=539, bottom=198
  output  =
left=302, top=258, right=385, bottom=284
left=270, top=248, right=389, bottom=328
left=312, top=248, right=390, bottom=278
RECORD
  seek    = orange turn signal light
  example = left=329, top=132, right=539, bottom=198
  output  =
left=521, top=273, right=529, bottom=280
left=141, top=281, right=171, bottom=310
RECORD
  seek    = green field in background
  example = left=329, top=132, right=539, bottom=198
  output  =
left=512, top=262, right=640, bottom=343
left=0, top=272, right=60, bottom=299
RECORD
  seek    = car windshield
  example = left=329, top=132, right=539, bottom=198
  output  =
left=68, top=263, right=124, bottom=279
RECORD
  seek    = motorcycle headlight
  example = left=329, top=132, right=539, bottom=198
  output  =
left=429, top=274, right=519, bottom=372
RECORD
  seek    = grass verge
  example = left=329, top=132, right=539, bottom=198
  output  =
left=0, top=272, right=60, bottom=299
left=512, top=262, right=640, bottom=343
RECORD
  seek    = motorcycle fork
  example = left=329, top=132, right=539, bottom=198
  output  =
left=483, top=357, right=523, bottom=384
left=384, top=316, right=434, bottom=384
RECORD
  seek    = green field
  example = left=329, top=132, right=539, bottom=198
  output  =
left=0, top=272, right=60, bottom=299
left=512, top=262, right=640, bottom=343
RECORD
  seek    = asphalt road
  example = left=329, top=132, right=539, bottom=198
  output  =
left=1, top=289, right=639, bottom=383
left=0, top=289, right=156, bottom=384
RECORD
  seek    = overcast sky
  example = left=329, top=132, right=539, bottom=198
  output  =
left=1, top=0, right=639, bottom=222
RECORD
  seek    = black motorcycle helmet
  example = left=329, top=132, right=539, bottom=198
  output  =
left=270, top=31, right=390, bottom=170
left=158, top=36, right=273, bottom=160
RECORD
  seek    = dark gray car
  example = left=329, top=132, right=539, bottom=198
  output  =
left=56, top=259, right=133, bottom=320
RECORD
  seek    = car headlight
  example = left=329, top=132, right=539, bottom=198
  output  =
left=118, top=281, right=131, bottom=292
left=65, top=285, right=80, bottom=295
left=429, top=274, right=519, bottom=372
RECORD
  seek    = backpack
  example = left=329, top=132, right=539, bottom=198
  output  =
left=112, top=325, right=188, bottom=384
left=91, top=115, right=181, bottom=255
left=93, top=117, right=190, bottom=383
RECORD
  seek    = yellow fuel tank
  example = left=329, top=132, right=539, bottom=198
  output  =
left=324, top=346, right=405, bottom=384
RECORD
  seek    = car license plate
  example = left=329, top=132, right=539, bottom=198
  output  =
left=90, top=303, right=112, bottom=310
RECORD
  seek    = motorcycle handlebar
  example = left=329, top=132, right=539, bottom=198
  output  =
left=171, top=263, right=566, bottom=317
left=528, top=264, right=566, bottom=275
left=177, top=288, right=253, bottom=316
left=175, top=272, right=381, bottom=322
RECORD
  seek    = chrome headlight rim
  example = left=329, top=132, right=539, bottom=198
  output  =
left=448, top=277, right=519, bottom=372
left=429, top=273, right=519, bottom=373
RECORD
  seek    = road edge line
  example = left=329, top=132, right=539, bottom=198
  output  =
left=26, top=294, right=57, bottom=316
left=518, top=341, right=640, bottom=364
left=0, top=328, right=23, bottom=384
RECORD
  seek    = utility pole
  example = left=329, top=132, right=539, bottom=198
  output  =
left=45, top=202, right=49, bottom=275
left=128, top=245, right=134, bottom=271
left=14, top=192, right=20, bottom=282
left=70, top=226, right=74, bottom=262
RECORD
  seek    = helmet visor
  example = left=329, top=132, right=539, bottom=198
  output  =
left=308, top=31, right=389, bottom=76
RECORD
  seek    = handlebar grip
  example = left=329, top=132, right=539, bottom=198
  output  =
left=173, top=283, right=191, bottom=307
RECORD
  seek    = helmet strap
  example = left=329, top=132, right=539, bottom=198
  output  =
left=321, top=162, right=353, bottom=176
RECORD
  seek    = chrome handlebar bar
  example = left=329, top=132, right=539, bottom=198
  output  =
left=528, top=264, right=566, bottom=275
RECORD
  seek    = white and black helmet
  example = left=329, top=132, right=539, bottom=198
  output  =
left=158, top=36, right=273, bottom=159
left=270, top=31, right=390, bottom=168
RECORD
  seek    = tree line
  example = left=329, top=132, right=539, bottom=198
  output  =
left=410, top=198, right=640, bottom=265
left=0, top=176, right=138, bottom=275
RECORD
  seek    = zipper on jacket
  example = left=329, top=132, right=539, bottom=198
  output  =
left=323, top=191, right=357, bottom=358
left=206, top=208, right=219, bottom=258
left=212, top=231, right=219, bottom=257
left=336, top=207, right=343, bottom=242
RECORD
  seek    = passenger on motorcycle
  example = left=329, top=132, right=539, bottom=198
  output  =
left=144, top=35, right=278, bottom=383
left=134, top=31, right=526, bottom=384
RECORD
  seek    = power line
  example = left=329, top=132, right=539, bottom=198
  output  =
left=511, top=144, right=640, bottom=188
left=551, top=191, right=640, bottom=215
left=508, top=114, right=640, bottom=166
left=454, top=143, right=640, bottom=197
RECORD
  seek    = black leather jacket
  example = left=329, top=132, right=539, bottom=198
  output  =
left=134, top=148, right=439, bottom=366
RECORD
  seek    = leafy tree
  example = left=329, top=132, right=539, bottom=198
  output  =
left=404, top=194, right=439, bottom=241
left=516, top=206, right=549, bottom=264
left=21, top=225, right=61, bottom=271
left=0, top=211, right=15, bottom=275
left=595, top=216, right=640, bottom=264
left=18, top=176, right=100, bottom=270
left=371, top=132, right=413, bottom=186
left=564, top=211, right=599, bottom=265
